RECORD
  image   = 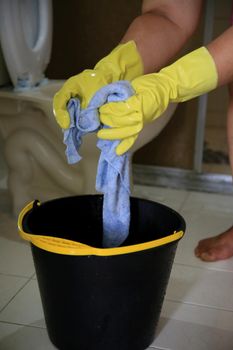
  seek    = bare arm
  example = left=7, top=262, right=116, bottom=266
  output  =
left=121, top=0, right=203, bottom=74
left=227, top=83, right=233, bottom=175
left=207, top=26, right=233, bottom=87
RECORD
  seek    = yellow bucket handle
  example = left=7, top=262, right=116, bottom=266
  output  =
left=18, top=200, right=184, bottom=256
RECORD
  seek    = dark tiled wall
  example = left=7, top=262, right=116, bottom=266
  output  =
left=46, top=0, right=141, bottom=78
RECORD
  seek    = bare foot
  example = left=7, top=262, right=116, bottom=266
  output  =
left=194, top=226, right=233, bottom=262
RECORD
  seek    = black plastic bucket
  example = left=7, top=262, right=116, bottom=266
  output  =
left=18, top=195, right=185, bottom=350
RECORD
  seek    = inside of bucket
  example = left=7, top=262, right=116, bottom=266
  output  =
left=22, top=195, right=185, bottom=248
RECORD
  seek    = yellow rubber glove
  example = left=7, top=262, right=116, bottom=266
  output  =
left=53, top=41, right=143, bottom=129
left=98, top=47, right=218, bottom=155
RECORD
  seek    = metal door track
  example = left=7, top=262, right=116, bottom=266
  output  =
left=133, top=164, right=233, bottom=195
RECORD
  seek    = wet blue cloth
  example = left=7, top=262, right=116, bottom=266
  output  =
left=63, top=81, right=134, bottom=247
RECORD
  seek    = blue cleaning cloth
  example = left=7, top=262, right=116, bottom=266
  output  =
left=63, top=81, right=134, bottom=248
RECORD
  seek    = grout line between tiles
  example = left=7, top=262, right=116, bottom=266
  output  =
left=0, top=272, right=34, bottom=279
left=0, top=320, right=46, bottom=329
left=30, top=272, right=36, bottom=279
left=173, top=261, right=233, bottom=273
left=0, top=278, right=31, bottom=314
left=164, top=297, right=233, bottom=313
left=149, top=346, right=172, bottom=350
left=28, top=272, right=36, bottom=280
left=176, top=191, right=190, bottom=212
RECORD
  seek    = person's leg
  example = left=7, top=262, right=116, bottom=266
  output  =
left=195, top=82, right=233, bottom=261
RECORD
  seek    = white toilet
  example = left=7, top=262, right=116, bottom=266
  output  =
left=0, top=0, right=176, bottom=215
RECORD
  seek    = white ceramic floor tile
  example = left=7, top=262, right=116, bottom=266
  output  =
left=0, top=279, right=45, bottom=328
left=0, top=238, right=35, bottom=277
left=175, top=210, right=233, bottom=271
left=151, top=317, right=233, bottom=350
left=0, top=322, right=56, bottom=350
left=0, top=209, right=35, bottom=277
left=176, top=190, right=233, bottom=271
left=132, top=185, right=188, bottom=211
left=166, top=264, right=233, bottom=310
left=180, top=191, right=233, bottom=214
left=161, top=299, right=233, bottom=332
left=0, top=275, right=28, bottom=312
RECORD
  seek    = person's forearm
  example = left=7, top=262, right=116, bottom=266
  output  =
left=121, top=0, right=203, bottom=74
left=207, top=26, right=233, bottom=87
left=227, top=83, right=233, bottom=175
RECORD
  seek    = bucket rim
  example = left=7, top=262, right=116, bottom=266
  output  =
left=18, top=199, right=185, bottom=256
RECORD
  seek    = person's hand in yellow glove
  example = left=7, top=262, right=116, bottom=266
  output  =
left=53, top=41, right=143, bottom=129
left=98, top=47, right=218, bottom=155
